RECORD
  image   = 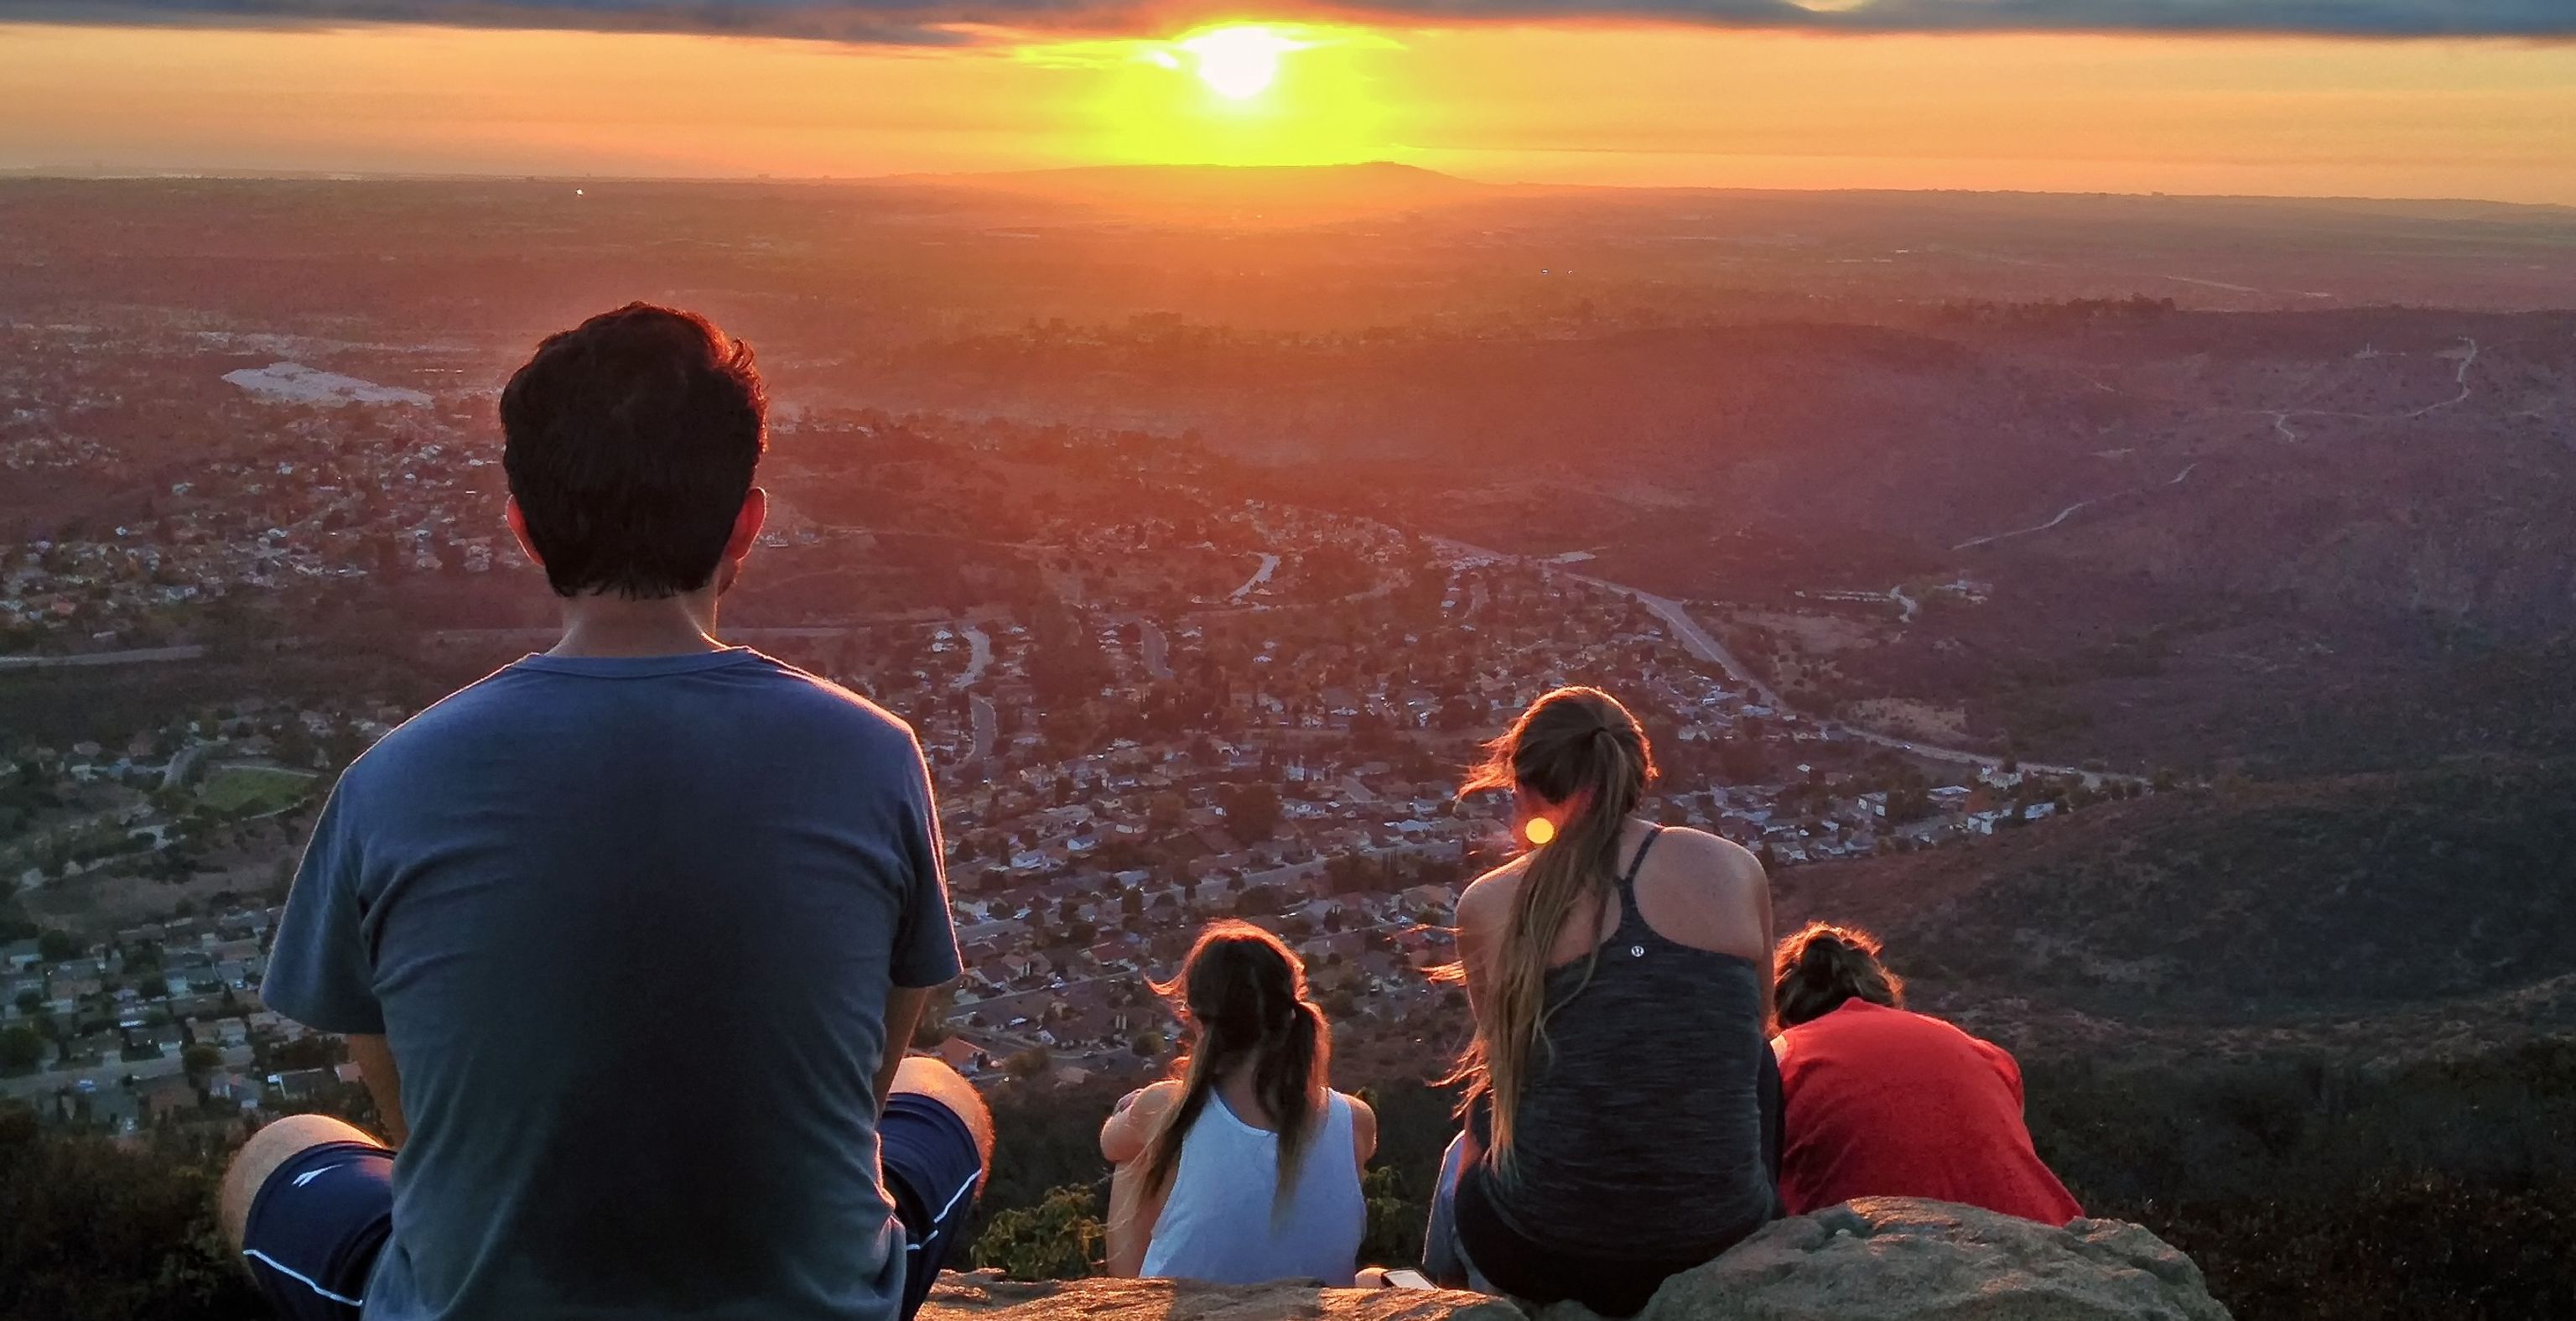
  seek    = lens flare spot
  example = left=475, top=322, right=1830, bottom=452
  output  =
left=1524, top=817, right=1557, bottom=846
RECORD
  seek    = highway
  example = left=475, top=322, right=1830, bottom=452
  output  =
left=0, top=645, right=207, bottom=671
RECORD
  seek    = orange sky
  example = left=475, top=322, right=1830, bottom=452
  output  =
left=3, top=18, right=2572, bottom=203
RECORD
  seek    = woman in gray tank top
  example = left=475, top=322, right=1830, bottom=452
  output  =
left=1425, top=686, right=1782, bottom=1316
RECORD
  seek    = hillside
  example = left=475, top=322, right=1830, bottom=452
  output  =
left=1780, top=759, right=2576, bottom=1039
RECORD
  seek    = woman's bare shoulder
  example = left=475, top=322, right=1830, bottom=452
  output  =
left=1635, top=826, right=1771, bottom=959
left=1455, top=855, right=1531, bottom=928
left=1653, top=825, right=1768, bottom=884
left=1116, top=1079, right=1187, bottom=1119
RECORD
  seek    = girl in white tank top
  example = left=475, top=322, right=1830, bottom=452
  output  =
left=1100, top=921, right=1377, bottom=1283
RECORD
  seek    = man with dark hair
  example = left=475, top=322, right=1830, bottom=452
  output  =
left=221, top=304, right=990, bottom=1321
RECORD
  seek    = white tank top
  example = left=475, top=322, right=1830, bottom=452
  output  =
left=1140, top=1090, right=1366, bottom=1285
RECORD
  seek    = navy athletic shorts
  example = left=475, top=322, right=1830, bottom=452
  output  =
left=242, top=1098, right=985, bottom=1320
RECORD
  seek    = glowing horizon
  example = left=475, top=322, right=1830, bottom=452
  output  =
left=2, top=18, right=2573, bottom=205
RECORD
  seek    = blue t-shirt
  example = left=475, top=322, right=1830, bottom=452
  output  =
left=263, top=648, right=961, bottom=1321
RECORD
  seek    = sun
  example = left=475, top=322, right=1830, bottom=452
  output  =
left=1178, top=25, right=1302, bottom=101
left=1021, top=21, right=1399, bottom=165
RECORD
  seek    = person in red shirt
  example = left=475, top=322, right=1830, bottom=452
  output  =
left=1768, top=922, right=2082, bottom=1225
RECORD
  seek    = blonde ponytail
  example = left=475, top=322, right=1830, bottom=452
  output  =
left=1448, top=687, right=1656, bottom=1166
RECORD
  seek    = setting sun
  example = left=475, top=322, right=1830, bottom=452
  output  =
left=1180, top=26, right=1300, bottom=101
left=1021, top=21, right=1400, bottom=168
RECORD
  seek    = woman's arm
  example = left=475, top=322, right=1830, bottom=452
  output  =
left=1101, top=1082, right=1183, bottom=1277
left=1100, top=1080, right=1182, bottom=1164
left=1452, top=871, right=1513, bottom=1028
left=1105, top=1155, right=1161, bottom=1277
left=1752, top=852, right=1776, bottom=1031
left=1349, top=1094, right=1379, bottom=1174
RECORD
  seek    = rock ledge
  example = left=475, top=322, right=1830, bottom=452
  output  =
left=922, top=1198, right=2231, bottom=1321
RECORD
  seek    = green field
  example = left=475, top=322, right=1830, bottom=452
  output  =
left=195, top=765, right=317, bottom=814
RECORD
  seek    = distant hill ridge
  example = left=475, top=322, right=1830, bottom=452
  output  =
left=1787, top=758, right=2576, bottom=1033
left=878, top=161, right=1480, bottom=221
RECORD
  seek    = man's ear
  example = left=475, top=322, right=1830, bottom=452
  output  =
left=504, top=497, right=544, bottom=569
left=724, top=487, right=768, bottom=565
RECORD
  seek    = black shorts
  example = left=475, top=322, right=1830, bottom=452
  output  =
left=242, top=1095, right=984, bottom=1321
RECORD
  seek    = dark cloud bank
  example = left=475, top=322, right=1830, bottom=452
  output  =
left=7, top=0, right=2572, bottom=44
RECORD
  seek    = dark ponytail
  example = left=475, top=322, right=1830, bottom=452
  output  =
left=1140, top=921, right=1332, bottom=1216
left=1771, top=922, right=1904, bottom=1029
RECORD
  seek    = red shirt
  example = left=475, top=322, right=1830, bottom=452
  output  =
left=1773, top=1001, right=2082, bottom=1224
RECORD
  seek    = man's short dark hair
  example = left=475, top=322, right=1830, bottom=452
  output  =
left=501, top=303, right=766, bottom=598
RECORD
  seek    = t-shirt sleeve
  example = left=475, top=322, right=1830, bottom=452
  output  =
left=889, top=737, right=961, bottom=989
left=261, top=781, right=387, bottom=1035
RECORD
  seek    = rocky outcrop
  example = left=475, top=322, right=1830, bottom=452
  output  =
left=1634, top=1198, right=2232, bottom=1321
left=920, top=1273, right=1518, bottom=1321
left=921, top=1199, right=2230, bottom=1321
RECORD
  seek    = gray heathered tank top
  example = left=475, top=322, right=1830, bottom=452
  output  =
left=1483, top=826, right=1775, bottom=1259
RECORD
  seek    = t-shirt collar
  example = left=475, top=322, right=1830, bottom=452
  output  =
left=512, top=647, right=761, bottom=679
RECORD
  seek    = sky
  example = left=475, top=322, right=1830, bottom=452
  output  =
left=2, top=2, right=2572, bottom=204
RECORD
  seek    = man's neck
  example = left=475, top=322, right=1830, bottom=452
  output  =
left=548, top=590, right=728, bottom=658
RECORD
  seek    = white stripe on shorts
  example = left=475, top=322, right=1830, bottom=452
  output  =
left=243, top=1248, right=365, bottom=1308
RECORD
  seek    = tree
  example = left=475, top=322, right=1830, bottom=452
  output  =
left=35, top=929, right=75, bottom=964
left=972, top=1183, right=1103, bottom=1281
left=0, top=1102, right=267, bottom=1319
left=0, top=1027, right=42, bottom=1073
left=1218, top=783, right=1281, bottom=843
left=10, top=991, right=39, bottom=1017
left=263, top=1036, right=340, bottom=1072
left=179, top=1043, right=221, bottom=1079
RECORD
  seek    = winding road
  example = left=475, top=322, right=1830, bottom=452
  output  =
left=968, top=694, right=998, bottom=764
left=1230, top=553, right=1281, bottom=603
left=1433, top=536, right=2141, bottom=787
left=1951, top=460, right=2198, bottom=552
left=2260, top=335, right=2480, bottom=439
left=1956, top=335, right=2477, bottom=554
left=951, top=626, right=992, bottom=691
left=2407, top=337, right=2481, bottom=419
left=1137, top=619, right=1174, bottom=681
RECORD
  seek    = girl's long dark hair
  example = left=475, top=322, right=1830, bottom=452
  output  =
left=1140, top=921, right=1332, bottom=1215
